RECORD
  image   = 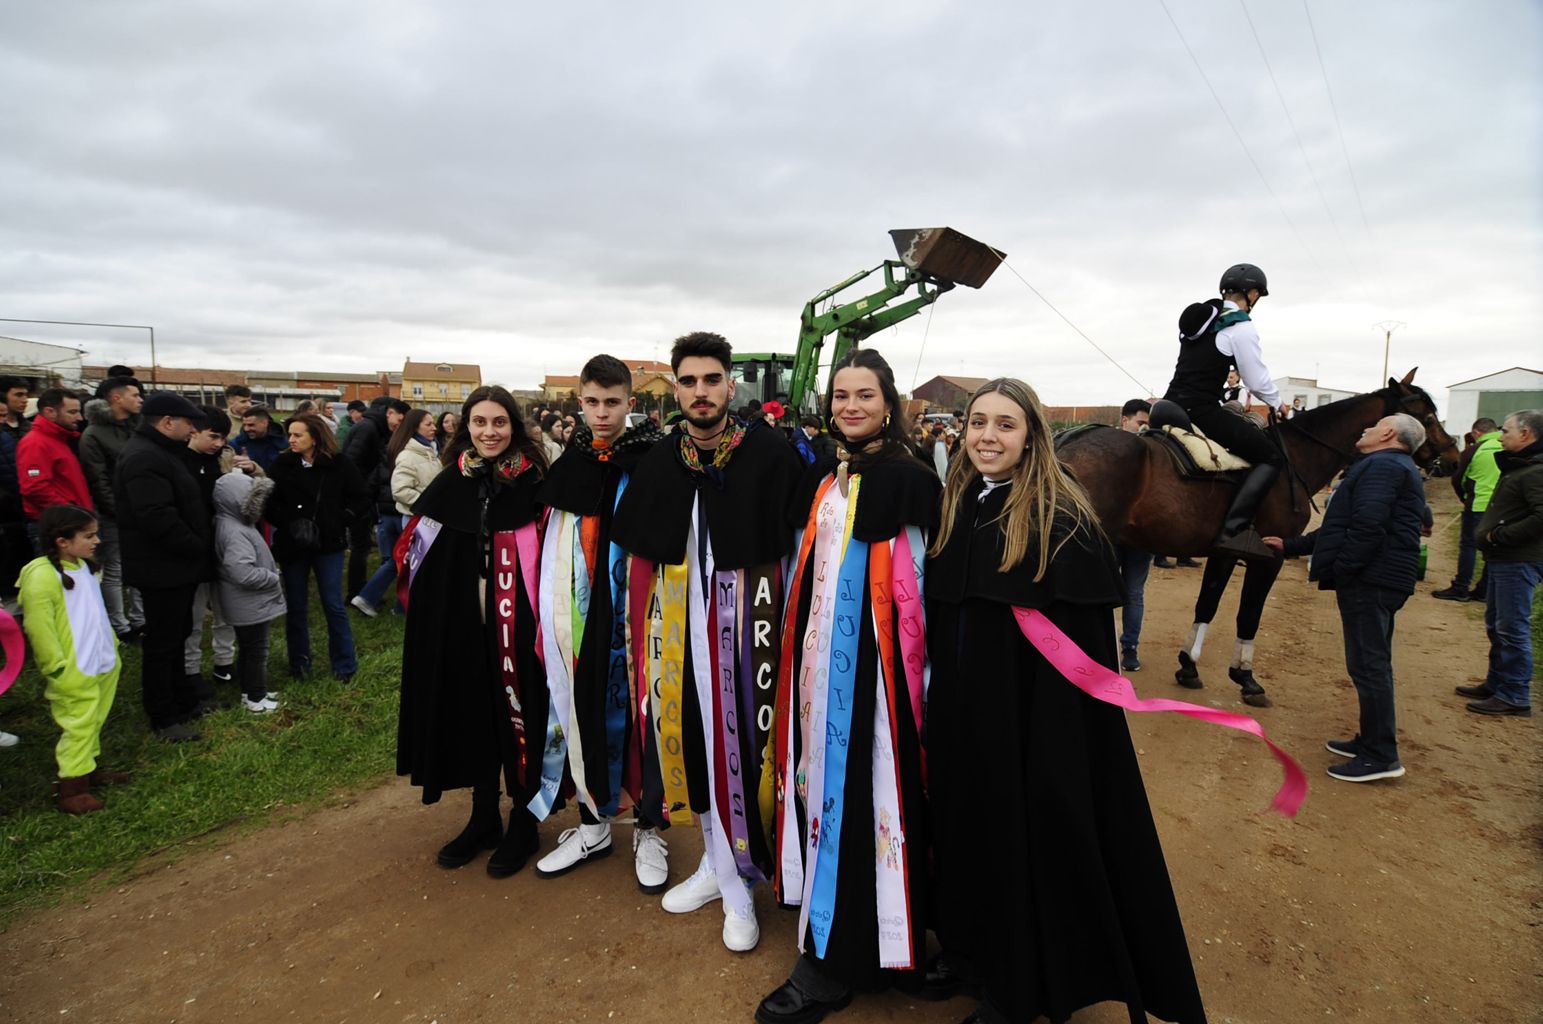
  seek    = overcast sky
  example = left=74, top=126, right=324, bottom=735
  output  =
left=2, top=0, right=1537, bottom=414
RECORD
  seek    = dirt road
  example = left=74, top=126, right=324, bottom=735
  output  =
left=3, top=490, right=1539, bottom=1024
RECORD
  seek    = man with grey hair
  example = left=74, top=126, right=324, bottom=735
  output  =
left=1264, top=412, right=1430, bottom=782
left=1461, top=409, right=1543, bottom=717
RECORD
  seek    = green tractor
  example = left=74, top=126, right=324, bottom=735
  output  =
left=732, top=227, right=1005, bottom=417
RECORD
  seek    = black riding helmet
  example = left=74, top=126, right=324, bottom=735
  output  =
left=1219, top=263, right=1269, bottom=297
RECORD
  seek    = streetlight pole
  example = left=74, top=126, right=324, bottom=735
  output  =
left=0, top=317, right=157, bottom=385
left=1373, top=320, right=1405, bottom=384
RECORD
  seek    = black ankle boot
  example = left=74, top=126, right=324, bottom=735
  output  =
left=487, top=808, right=539, bottom=878
left=437, top=791, right=503, bottom=869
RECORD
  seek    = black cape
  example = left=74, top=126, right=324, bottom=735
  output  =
left=925, top=480, right=1207, bottom=1024
left=785, top=452, right=941, bottom=990
left=535, top=424, right=662, bottom=813
left=610, top=421, right=801, bottom=823
left=610, top=422, right=803, bottom=570
left=396, top=464, right=548, bottom=806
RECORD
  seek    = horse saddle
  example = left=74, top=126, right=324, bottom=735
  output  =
left=1144, top=400, right=1253, bottom=479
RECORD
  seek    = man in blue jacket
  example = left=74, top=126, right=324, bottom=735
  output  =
left=1265, top=413, right=1429, bottom=782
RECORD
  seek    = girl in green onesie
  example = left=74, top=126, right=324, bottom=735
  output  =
left=18, top=504, right=124, bottom=814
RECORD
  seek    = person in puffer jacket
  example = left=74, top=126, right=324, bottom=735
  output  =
left=212, top=472, right=285, bottom=713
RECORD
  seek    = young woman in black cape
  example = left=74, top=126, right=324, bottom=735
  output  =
left=925, top=378, right=1206, bottom=1024
left=397, top=386, right=551, bottom=879
left=755, top=348, right=940, bottom=1024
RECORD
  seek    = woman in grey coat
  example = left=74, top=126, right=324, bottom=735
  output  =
left=213, top=472, right=286, bottom=712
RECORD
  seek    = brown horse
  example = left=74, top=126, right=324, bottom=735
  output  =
left=1058, top=370, right=1459, bottom=706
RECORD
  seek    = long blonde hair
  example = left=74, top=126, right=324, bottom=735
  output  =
left=929, top=378, right=1101, bottom=580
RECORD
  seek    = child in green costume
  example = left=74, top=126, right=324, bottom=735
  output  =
left=18, top=504, right=124, bottom=814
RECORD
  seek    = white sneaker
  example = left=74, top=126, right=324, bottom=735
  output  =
left=349, top=595, right=379, bottom=618
left=660, top=850, right=720, bottom=913
left=633, top=827, right=669, bottom=893
left=722, top=895, right=760, bottom=952
left=534, top=822, right=612, bottom=878
left=0, top=730, right=18, bottom=748
left=242, top=695, right=278, bottom=714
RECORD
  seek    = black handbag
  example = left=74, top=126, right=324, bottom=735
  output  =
left=286, top=515, right=321, bottom=552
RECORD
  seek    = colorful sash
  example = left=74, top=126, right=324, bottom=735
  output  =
left=1012, top=607, right=1307, bottom=816
left=530, top=518, right=576, bottom=819
left=492, top=523, right=540, bottom=789
left=891, top=526, right=928, bottom=782
left=601, top=477, right=631, bottom=816
left=797, top=477, right=862, bottom=953
left=742, top=565, right=779, bottom=857
left=657, top=559, right=692, bottom=815
left=867, top=537, right=914, bottom=969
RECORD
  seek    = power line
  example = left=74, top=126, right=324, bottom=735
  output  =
left=1155, top=0, right=1320, bottom=268
left=993, top=254, right=1153, bottom=397
left=1302, top=0, right=1372, bottom=233
left=909, top=300, right=937, bottom=393
left=1237, top=0, right=1358, bottom=280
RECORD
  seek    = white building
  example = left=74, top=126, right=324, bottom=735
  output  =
left=1445, top=367, right=1543, bottom=432
left=1270, top=375, right=1358, bottom=411
left=0, top=336, right=85, bottom=388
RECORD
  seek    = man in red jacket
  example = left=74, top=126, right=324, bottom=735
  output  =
left=17, top=387, right=90, bottom=551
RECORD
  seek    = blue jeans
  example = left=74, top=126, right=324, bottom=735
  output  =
left=1484, top=561, right=1541, bottom=708
left=1116, top=544, right=1151, bottom=650
left=357, top=514, right=404, bottom=609
left=281, top=549, right=357, bottom=676
left=1335, top=583, right=1407, bottom=766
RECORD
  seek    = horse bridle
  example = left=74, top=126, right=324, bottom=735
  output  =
left=1282, top=387, right=1448, bottom=469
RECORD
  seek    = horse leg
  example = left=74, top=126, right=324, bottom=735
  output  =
left=1176, top=555, right=1240, bottom=689
left=1225, top=558, right=1283, bottom=708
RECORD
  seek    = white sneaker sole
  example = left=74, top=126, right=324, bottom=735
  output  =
left=534, top=840, right=613, bottom=878
left=1325, top=764, right=1406, bottom=782
left=722, top=920, right=760, bottom=952
left=661, top=884, right=721, bottom=914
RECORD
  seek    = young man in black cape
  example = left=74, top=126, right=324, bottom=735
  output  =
left=610, top=332, right=802, bottom=953
left=528, top=354, right=670, bottom=891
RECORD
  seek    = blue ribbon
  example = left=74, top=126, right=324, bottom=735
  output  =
left=600, top=474, right=630, bottom=816
left=808, top=536, right=869, bottom=958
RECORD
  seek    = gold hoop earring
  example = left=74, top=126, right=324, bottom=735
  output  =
left=883, top=414, right=891, bottom=429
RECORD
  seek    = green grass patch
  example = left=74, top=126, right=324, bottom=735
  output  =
left=0, top=566, right=406, bottom=923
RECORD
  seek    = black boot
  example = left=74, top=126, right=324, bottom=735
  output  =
left=1212, top=463, right=1282, bottom=563
left=436, top=787, right=503, bottom=869
left=487, top=807, right=539, bottom=878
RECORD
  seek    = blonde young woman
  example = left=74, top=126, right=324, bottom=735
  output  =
left=925, top=379, right=1205, bottom=1024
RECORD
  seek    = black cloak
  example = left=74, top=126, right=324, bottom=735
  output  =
left=610, top=421, right=804, bottom=571
left=396, top=462, right=548, bottom=807
left=925, top=478, right=1207, bottom=1024
left=609, top=421, right=802, bottom=823
left=784, top=450, right=941, bottom=990
left=535, top=423, right=662, bottom=814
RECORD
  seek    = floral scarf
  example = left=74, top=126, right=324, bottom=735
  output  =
left=677, top=419, right=746, bottom=487
left=458, top=448, right=532, bottom=482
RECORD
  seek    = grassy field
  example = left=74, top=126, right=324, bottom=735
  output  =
left=0, top=568, right=406, bottom=923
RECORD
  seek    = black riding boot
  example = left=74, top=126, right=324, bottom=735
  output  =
left=436, top=783, right=503, bottom=869
left=1212, top=463, right=1281, bottom=562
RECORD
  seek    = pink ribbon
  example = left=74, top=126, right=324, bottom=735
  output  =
left=0, top=608, right=22, bottom=697
left=1013, top=607, right=1306, bottom=817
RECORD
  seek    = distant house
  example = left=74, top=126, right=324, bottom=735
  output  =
left=543, top=359, right=674, bottom=407
left=4, top=337, right=86, bottom=390
left=402, top=359, right=482, bottom=412
left=84, top=365, right=402, bottom=413
left=1271, top=376, right=1358, bottom=411
left=1445, top=367, right=1543, bottom=431
left=913, top=375, right=990, bottom=411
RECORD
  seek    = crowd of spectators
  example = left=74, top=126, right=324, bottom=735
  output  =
left=0, top=374, right=450, bottom=812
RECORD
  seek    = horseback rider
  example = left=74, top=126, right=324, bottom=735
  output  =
left=1161, top=263, right=1291, bottom=562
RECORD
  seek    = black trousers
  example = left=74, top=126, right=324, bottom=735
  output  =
left=140, top=584, right=199, bottom=729
left=347, top=514, right=375, bottom=598
left=1185, top=402, right=1283, bottom=467
left=232, top=621, right=272, bottom=701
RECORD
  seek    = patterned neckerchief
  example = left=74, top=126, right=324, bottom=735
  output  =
left=678, top=420, right=745, bottom=474
left=458, top=447, right=532, bottom=482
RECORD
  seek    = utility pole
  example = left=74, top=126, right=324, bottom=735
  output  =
left=1374, top=320, right=1405, bottom=384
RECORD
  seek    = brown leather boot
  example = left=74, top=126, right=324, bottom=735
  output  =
left=55, top=776, right=104, bottom=815
left=89, top=767, right=133, bottom=786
